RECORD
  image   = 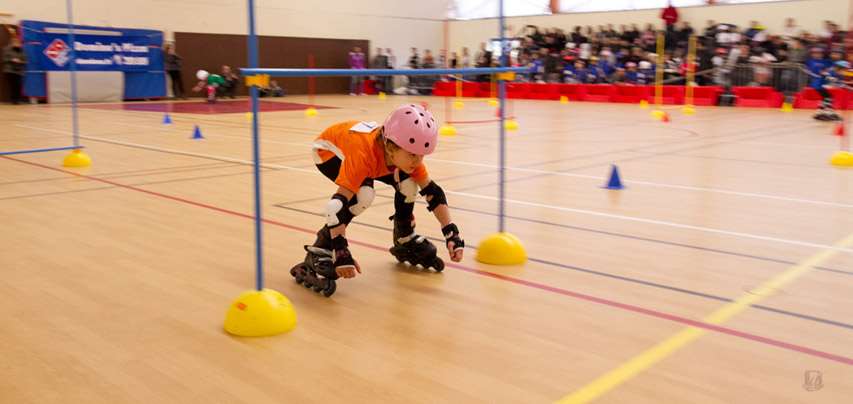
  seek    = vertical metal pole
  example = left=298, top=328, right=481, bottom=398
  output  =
left=66, top=0, right=79, bottom=148
left=497, top=0, right=506, bottom=233
left=247, top=0, right=264, bottom=290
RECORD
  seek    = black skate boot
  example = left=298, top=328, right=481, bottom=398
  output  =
left=388, top=216, right=444, bottom=272
left=290, top=226, right=338, bottom=297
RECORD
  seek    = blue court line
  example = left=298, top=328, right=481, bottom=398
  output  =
left=274, top=204, right=853, bottom=331
left=0, top=145, right=82, bottom=156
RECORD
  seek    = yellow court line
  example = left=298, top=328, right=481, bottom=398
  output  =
left=557, top=232, right=853, bottom=404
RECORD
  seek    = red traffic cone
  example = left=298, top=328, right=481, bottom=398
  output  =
left=834, top=122, right=845, bottom=136
left=661, top=112, right=670, bottom=123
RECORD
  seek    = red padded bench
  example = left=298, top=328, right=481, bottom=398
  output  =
left=506, top=83, right=531, bottom=99
left=733, top=86, right=784, bottom=108
left=581, top=84, right=616, bottom=102
left=686, top=86, right=722, bottom=106
left=793, top=88, right=850, bottom=109
left=557, top=84, right=585, bottom=101
left=611, top=85, right=650, bottom=103
left=432, top=81, right=454, bottom=96
left=527, top=83, right=560, bottom=100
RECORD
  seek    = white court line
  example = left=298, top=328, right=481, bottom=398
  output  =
left=428, top=158, right=853, bottom=209
left=63, top=120, right=852, bottom=209
left=16, top=124, right=852, bottom=254
left=447, top=190, right=853, bottom=254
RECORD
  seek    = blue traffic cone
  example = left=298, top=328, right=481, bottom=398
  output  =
left=163, top=113, right=172, bottom=124
left=191, top=125, right=204, bottom=140
left=603, top=164, right=624, bottom=190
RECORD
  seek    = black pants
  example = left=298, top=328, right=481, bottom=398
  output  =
left=316, top=156, right=414, bottom=222
left=168, top=70, right=184, bottom=98
left=815, top=86, right=833, bottom=109
left=5, top=73, right=23, bottom=104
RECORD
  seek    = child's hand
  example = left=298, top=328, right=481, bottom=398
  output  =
left=442, top=223, right=464, bottom=262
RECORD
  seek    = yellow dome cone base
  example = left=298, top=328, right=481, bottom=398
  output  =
left=245, top=112, right=255, bottom=121
left=439, top=124, right=457, bottom=137
left=487, top=98, right=498, bottom=107
left=224, top=289, right=297, bottom=337
left=682, top=105, right=695, bottom=115
left=62, top=149, right=91, bottom=168
left=639, top=99, right=649, bottom=109
left=559, top=95, right=569, bottom=104
left=476, top=232, right=527, bottom=265
left=378, top=92, right=386, bottom=100
left=830, top=151, right=853, bottom=167
left=780, top=102, right=793, bottom=112
left=304, top=107, right=318, bottom=117
left=504, top=119, right=519, bottom=131
left=453, top=100, right=464, bottom=110
left=651, top=109, right=665, bottom=120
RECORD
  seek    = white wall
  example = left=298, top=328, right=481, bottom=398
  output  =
left=448, top=0, right=850, bottom=53
left=5, top=0, right=451, bottom=67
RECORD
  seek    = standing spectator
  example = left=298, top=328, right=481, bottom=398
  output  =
left=660, top=1, right=679, bottom=31
left=349, top=46, right=366, bottom=95
left=385, top=48, right=396, bottom=68
left=163, top=43, right=185, bottom=99
left=408, top=47, right=420, bottom=69
left=384, top=48, right=395, bottom=93
left=2, top=37, right=27, bottom=104
left=371, top=48, right=388, bottom=92
left=781, top=18, right=799, bottom=45
left=422, top=49, right=435, bottom=68
left=460, top=47, right=471, bottom=68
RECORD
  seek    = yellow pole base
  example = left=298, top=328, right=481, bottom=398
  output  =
left=378, top=92, right=386, bottom=100
left=62, top=149, right=91, bottom=168
left=639, top=99, right=649, bottom=109
left=304, top=107, right=318, bottom=117
left=504, top=119, right=519, bottom=131
left=651, top=110, right=665, bottom=120
left=476, top=232, right=527, bottom=265
left=224, top=289, right=297, bottom=337
left=780, top=102, right=793, bottom=112
left=682, top=105, right=695, bottom=115
left=453, top=100, right=464, bottom=110
left=439, top=124, right=457, bottom=137
left=559, top=95, right=569, bottom=104
left=829, top=151, right=853, bottom=167
left=487, top=98, right=498, bottom=107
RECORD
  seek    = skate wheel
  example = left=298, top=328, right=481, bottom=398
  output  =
left=322, top=280, right=336, bottom=297
left=432, top=258, right=445, bottom=272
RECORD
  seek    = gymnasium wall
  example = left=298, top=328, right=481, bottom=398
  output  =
left=4, top=0, right=449, bottom=68
left=175, top=32, right=368, bottom=96
left=448, top=0, right=850, bottom=53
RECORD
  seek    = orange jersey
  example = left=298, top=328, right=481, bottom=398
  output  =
left=312, top=120, right=429, bottom=193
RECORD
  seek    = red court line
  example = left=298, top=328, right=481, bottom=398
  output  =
left=5, top=155, right=852, bottom=366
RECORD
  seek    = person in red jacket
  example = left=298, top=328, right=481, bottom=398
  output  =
left=661, top=1, right=679, bottom=30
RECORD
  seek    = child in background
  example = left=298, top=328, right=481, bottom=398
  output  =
left=807, top=47, right=841, bottom=121
left=193, top=70, right=225, bottom=103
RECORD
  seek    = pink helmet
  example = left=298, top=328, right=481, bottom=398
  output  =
left=383, top=104, right=438, bottom=155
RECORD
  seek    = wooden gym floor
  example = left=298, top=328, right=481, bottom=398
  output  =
left=1, top=95, right=851, bottom=403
